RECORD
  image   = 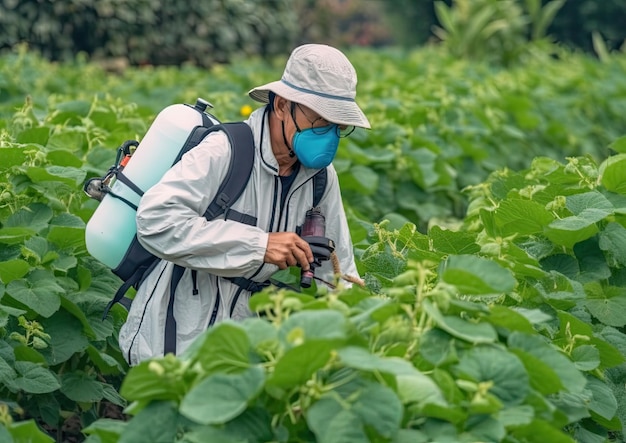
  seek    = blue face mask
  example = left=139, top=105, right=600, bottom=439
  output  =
left=292, top=126, right=340, bottom=169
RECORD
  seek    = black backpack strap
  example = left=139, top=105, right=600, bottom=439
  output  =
left=204, top=122, right=255, bottom=220
left=312, top=168, right=327, bottom=207
left=163, top=122, right=255, bottom=353
left=164, top=264, right=185, bottom=355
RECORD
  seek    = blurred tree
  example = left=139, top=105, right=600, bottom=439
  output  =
left=0, top=0, right=299, bottom=67
left=380, top=0, right=441, bottom=46
left=295, top=0, right=394, bottom=47
left=548, top=0, right=626, bottom=52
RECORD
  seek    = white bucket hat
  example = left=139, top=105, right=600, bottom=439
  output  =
left=249, top=44, right=371, bottom=129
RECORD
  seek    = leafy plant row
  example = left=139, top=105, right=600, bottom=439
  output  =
left=85, top=147, right=626, bottom=442
left=0, top=46, right=625, bottom=441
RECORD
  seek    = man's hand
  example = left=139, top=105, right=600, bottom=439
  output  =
left=264, top=232, right=314, bottom=270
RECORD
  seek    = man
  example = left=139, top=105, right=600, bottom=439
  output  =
left=118, top=44, right=371, bottom=365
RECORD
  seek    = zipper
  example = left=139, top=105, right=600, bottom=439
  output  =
left=268, top=175, right=280, bottom=231
left=281, top=176, right=316, bottom=231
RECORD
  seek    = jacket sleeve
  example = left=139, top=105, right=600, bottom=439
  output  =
left=315, top=165, right=360, bottom=287
left=135, top=131, right=268, bottom=277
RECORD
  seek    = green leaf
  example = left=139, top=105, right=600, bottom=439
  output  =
left=5, top=420, right=55, bottom=443
left=600, top=153, right=626, bottom=194
left=183, top=322, right=251, bottom=374
left=423, top=299, right=497, bottom=344
left=5, top=274, right=63, bottom=318
left=350, top=383, right=403, bottom=437
left=308, top=406, right=369, bottom=443
left=508, top=332, right=586, bottom=394
left=456, top=345, right=530, bottom=406
left=240, top=318, right=278, bottom=350
left=83, top=419, right=127, bottom=443
left=511, top=418, right=575, bottom=442
left=279, top=310, right=348, bottom=346
left=396, top=372, right=447, bottom=408
left=494, top=198, right=554, bottom=236
left=340, top=165, right=379, bottom=195
left=119, top=401, right=178, bottom=443
left=0, top=227, right=36, bottom=245
left=439, top=254, right=516, bottom=295
left=308, top=382, right=403, bottom=441
left=121, top=356, right=188, bottom=402
left=0, top=355, right=17, bottom=387
left=545, top=222, right=598, bottom=249
left=47, top=213, right=86, bottom=251
left=26, top=165, right=86, bottom=186
left=13, top=361, right=60, bottom=394
left=0, top=147, right=28, bottom=171
left=16, top=126, right=50, bottom=145
left=60, top=371, right=105, bottom=402
left=585, top=288, right=626, bottom=327
left=566, top=191, right=614, bottom=219
left=267, top=341, right=336, bottom=390
left=40, top=310, right=89, bottom=365
left=180, top=366, right=265, bottom=425
left=598, top=222, right=626, bottom=266
left=337, top=346, right=420, bottom=376
left=429, top=226, right=480, bottom=255
left=486, top=305, right=536, bottom=334
left=609, top=135, right=626, bottom=154
left=558, top=311, right=625, bottom=368
left=510, top=349, right=564, bottom=394
left=0, top=259, right=29, bottom=283
left=5, top=203, right=52, bottom=232
left=586, top=376, right=617, bottom=421
left=571, top=345, right=600, bottom=371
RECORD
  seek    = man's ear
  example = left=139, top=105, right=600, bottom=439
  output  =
left=273, top=95, right=289, bottom=121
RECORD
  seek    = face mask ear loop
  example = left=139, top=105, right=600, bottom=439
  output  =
left=281, top=121, right=296, bottom=158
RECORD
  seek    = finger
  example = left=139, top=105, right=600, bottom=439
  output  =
left=292, top=241, right=312, bottom=269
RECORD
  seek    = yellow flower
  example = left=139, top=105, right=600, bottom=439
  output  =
left=240, top=104, right=253, bottom=117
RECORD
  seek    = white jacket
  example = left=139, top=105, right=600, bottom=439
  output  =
left=118, top=106, right=358, bottom=365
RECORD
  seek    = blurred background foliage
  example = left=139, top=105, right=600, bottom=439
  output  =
left=0, top=0, right=624, bottom=69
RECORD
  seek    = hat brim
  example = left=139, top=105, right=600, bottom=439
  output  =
left=249, top=80, right=371, bottom=129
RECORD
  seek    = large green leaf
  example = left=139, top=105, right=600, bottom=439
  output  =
left=600, top=153, right=626, bottom=194
left=0, top=259, right=29, bottom=283
left=438, top=254, right=516, bottom=295
left=508, top=332, right=586, bottom=394
left=266, top=340, right=336, bottom=390
left=307, top=381, right=403, bottom=441
left=0, top=147, right=28, bottom=171
left=598, top=222, right=626, bottom=266
left=455, top=345, right=530, bottom=406
left=180, top=366, right=265, bottom=425
left=423, top=299, right=497, bottom=344
left=183, top=322, right=251, bottom=374
left=12, top=361, right=60, bottom=394
left=494, top=198, right=554, bottom=236
left=278, top=309, right=348, bottom=346
left=118, top=401, right=179, bottom=443
left=60, top=371, right=105, bottom=402
left=5, top=272, right=63, bottom=317
left=4, top=420, right=55, bottom=443
left=39, top=310, right=89, bottom=365
left=585, top=287, right=626, bottom=327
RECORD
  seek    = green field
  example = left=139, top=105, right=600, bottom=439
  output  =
left=1, top=45, right=626, bottom=442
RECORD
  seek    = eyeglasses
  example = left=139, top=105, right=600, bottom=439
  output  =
left=291, top=102, right=355, bottom=138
